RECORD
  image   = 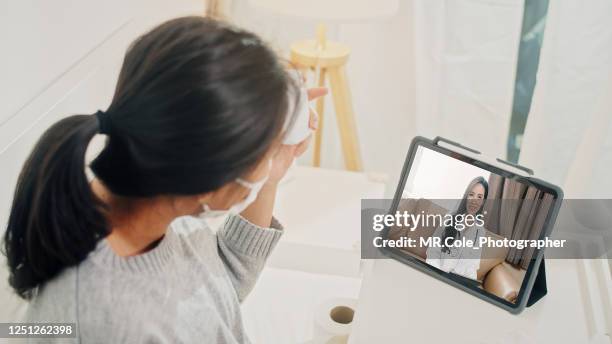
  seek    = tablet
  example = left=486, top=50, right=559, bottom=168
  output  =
left=378, top=136, right=563, bottom=314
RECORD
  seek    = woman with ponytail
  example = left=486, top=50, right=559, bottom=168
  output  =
left=4, top=16, right=326, bottom=343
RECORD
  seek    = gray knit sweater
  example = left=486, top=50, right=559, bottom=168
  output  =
left=24, top=214, right=283, bottom=343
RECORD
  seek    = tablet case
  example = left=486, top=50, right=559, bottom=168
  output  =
left=381, top=136, right=559, bottom=313
left=526, top=258, right=547, bottom=307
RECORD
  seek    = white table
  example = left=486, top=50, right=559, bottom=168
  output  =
left=269, top=165, right=386, bottom=277
left=349, top=258, right=611, bottom=344
left=242, top=267, right=362, bottom=344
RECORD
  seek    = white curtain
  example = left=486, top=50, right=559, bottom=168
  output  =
left=413, top=0, right=524, bottom=159
left=518, top=1, right=612, bottom=330
left=520, top=0, right=612, bottom=199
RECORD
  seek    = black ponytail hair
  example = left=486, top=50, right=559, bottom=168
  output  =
left=4, top=116, right=108, bottom=299
left=441, top=176, right=489, bottom=254
left=4, top=16, right=298, bottom=299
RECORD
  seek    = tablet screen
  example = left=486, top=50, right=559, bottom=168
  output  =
left=386, top=143, right=557, bottom=305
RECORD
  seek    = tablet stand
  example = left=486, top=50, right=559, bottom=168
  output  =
left=526, top=259, right=548, bottom=307
left=432, top=136, right=548, bottom=308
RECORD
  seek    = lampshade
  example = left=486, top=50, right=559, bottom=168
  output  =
left=248, top=0, right=399, bottom=21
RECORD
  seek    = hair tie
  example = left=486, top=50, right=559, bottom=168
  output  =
left=95, top=110, right=111, bottom=135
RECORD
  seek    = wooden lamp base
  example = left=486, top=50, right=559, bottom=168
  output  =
left=289, top=25, right=362, bottom=171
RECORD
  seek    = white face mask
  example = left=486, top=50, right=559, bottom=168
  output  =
left=199, top=159, right=271, bottom=220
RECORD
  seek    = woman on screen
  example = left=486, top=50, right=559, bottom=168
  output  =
left=425, top=177, right=489, bottom=280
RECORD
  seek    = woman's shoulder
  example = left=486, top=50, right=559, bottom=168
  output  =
left=170, top=216, right=214, bottom=237
left=168, top=216, right=217, bottom=253
left=25, top=267, right=78, bottom=323
left=468, top=221, right=485, bottom=233
left=475, top=224, right=486, bottom=235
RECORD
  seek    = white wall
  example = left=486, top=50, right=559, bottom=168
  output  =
left=0, top=0, right=205, bottom=323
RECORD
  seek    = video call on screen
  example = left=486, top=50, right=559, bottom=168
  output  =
left=388, top=146, right=554, bottom=304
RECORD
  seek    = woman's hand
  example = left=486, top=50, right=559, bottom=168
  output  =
left=268, top=87, right=328, bottom=183
left=241, top=87, right=328, bottom=227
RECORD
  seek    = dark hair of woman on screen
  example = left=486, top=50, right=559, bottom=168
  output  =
left=3, top=16, right=325, bottom=342
left=425, top=177, right=489, bottom=280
